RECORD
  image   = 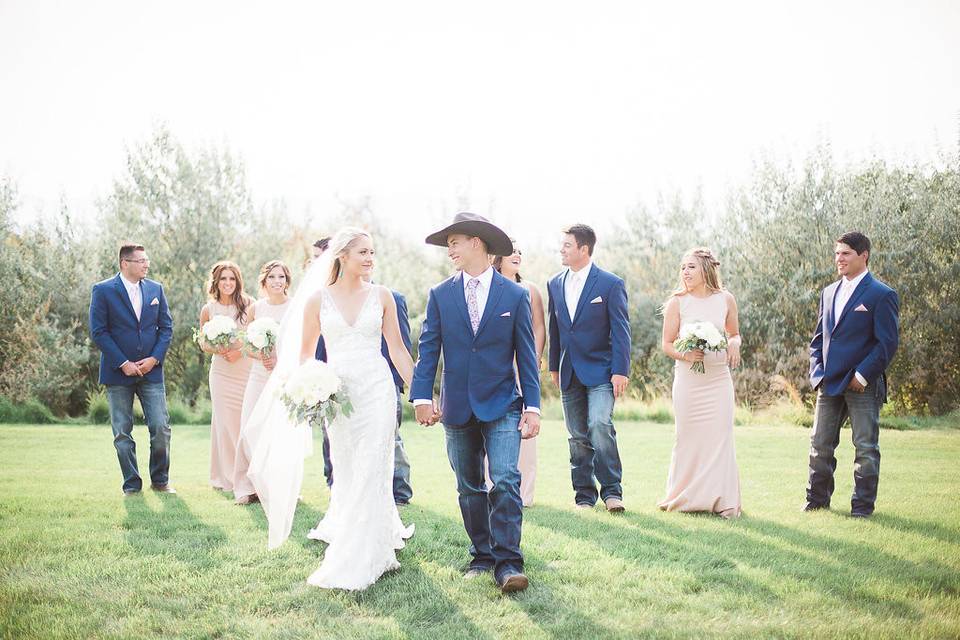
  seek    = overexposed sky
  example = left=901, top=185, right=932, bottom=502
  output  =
left=1, top=0, right=958, bottom=243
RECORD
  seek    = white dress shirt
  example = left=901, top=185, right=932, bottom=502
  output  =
left=414, top=266, right=539, bottom=414
left=564, top=260, right=593, bottom=320
left=833, top=269, right=869, bottom=387
left=120, top=273, right=142, bottom=321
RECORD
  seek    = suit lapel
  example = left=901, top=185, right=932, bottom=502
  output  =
left=474, top=271, right=505, bottom=339
left=825, top=280, right=840, bottom=333
left=834, top=273, right=873, bottom=332
left=450, top=273, right=472, bottom=334
left=571, top=264, right=598, bottom=325
left=114, top=275, right=139, bottom=323
left=555, top=273, right=572, bottom=326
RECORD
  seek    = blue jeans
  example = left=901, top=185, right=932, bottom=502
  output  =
left=321, top=385, right=414, bottom=504
left=106, top=380, right=171, bottom=492
left=561, top=373, right=623, bottom=505
left=444, top=409, right=523, bottom=582
left=807, top=377, right=885, bottom=514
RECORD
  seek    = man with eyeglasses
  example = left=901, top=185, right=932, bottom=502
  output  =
left=89, top=244, right=175, bottom=496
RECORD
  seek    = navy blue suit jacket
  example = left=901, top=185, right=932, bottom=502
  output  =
left=809, top=272, right=899, bottom=397
left=547, top=264, right=631, bottom=391
left=316, top=289, right=411, bottom=391
left=89, top=274, right=173, bottom=386
left=411, top=270, right=541, bottom=426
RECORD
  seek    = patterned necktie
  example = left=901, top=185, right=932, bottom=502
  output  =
left=466, top=278, right=481, bottom=334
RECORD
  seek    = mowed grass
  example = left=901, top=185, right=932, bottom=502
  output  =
left=1, top=416, right=959, bottom=639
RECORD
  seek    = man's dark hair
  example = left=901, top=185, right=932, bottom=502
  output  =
left=314, top=237, right=331, bottom=252
left=119, top=244, right=145, bottom=263
left=836, top=231, right=871, bottom=264
left=562, top=223, right=597, bottom=256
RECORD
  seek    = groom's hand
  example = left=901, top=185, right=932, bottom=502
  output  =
left=519, top=411, right=540, bottom=439
left=611, top=374, right=629, bottom=398
left=415, top=400, right=441, bottom=426
left=134, top=357, right=158, bottom=375
left=121, top=361, right=143, bottom=377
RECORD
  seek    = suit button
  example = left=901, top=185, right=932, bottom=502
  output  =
left=472, top=348, right=477, bottom=353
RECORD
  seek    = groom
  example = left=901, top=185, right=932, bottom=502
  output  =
left=806, top=231, right=899, bottom=517
left=411, top=212, right=541, bottom=594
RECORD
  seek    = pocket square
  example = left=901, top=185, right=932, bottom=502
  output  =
left=150, top=297, right=159, bottom=306
left=854, top=304, right=868, bottom=312
left=500, top=311, right=511, bottom=317
left=590, top=296, right=603, bottom=304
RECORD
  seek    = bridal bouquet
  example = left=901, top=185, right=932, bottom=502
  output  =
left=242, top=317, right=281, bottom=357
left=279, top=360, right=353, bottom=429
left=674, top=321, right=727, bottom=374
left=193, top=315, right=237, bottom=350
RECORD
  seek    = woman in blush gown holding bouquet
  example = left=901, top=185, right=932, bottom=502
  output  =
left=658, top=248, right=742, bottom=518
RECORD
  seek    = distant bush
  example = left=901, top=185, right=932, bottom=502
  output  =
left=86, top=391, right=110, bottom=424
left=0, top=396, right=57, bottom=424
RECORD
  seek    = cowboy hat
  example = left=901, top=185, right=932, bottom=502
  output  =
left=425, top=212, right=513, bottom=256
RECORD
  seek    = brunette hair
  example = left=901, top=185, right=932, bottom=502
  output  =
left=562, top=223, right=597, bottom=256
left=118, top=244, right=145, bottom=263
left=492, top=238, right=522, bottom=282
left=257, top=260, right=292, bottom=295
left=836, top=231, right=871, bottom=264
left=207, top=260, right=252, bottom=322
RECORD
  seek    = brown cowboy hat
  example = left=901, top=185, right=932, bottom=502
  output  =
left=425, top=212, right=513, bottom=256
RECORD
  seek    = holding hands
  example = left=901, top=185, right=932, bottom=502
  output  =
left=415, top=399, right=442, bottom=426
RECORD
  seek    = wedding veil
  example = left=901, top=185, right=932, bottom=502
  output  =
left=246, top=251, right=333, bottom=549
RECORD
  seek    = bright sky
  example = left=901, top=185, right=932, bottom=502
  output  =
left=2, top=0, right=958, bottom=244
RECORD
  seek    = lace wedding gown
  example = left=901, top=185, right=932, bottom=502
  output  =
left=306, top=287, right=414, bottom=590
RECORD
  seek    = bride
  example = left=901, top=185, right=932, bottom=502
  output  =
left=247, top=227, right=415, bottom=591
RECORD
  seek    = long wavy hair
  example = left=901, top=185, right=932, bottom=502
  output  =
left=492, top=238, right=522, bottom=282
left=327, top=227, right=373, bottom=286
left=667, top=247, right=724, bottom=302
left=207, top=260, right=252, bottom=322
left=257, top=260, right=292, bottom=295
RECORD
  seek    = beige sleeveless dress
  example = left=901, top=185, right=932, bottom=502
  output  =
left=658, top=292, right=741, bottom=518
left=233, top=298, right=290, bottom=501
left=206, top=300, right=252, bottom=491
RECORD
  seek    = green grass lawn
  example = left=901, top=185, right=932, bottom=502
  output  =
left=1, top=418, right=959, bottom=639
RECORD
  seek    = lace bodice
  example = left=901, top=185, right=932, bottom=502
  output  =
left=320, top=286, right=386, bottom=367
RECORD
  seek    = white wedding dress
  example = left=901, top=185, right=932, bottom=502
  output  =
left=305, top=287, right=414, bottom=589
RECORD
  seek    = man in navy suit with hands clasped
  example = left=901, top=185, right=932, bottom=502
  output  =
left=89, top=244, right=174, bottom=496
left=547, top=224, right=631, bottom=514
left=806, top=231, right=899, bottom=518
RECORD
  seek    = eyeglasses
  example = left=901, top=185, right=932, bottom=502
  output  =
left=123, top=258, right=151, bottom=264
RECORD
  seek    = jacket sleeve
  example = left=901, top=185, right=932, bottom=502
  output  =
left=609, top=278, right=631, bottom=377
left=395, top=292, right=412, bottom=353
left=89, top=284, right=128, bottom=370
left=809, top=289, right=826, bottom=387
left=149, top=284, right=174, bottom=363
left=547, top=280, right=561, bottom=373
left=514, top=289, right=541, bottom=411
left=856, top=289, right=900, bottom=383
left=410, top=288, right=441, bottom=401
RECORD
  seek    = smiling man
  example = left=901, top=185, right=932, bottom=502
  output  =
left=806, top=231, right=900, bottom=518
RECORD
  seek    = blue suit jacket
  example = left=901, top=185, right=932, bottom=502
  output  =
left=809, top=272, right=899, bottom=398
left=316, top=289, right=411, bottom=391
left=411, top=270, right=541, bottom=426
left=89, top=274, right=173, bottom=386
left=547, top=263, right=631, bottom=391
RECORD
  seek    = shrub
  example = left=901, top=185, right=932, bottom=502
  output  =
left=86, top=390, right=110, bottom=424
left=0, top=396, right=57, bottom=424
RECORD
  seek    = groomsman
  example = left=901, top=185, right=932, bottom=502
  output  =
left=89, top=244, right=174, bottom=496
left=806, top=231, right=899, bottom=517
left=547, top=224, right=631, bottom=512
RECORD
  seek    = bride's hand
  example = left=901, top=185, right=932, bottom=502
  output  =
left=263, top=352, right=277, bottom=371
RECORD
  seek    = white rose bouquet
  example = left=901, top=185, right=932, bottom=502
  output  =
left=242, top=317, right=281, bottom=357
left=279, top=360, right=353, bottom=429
left=192, top=315, right=238, bottom=350
left=674, top=321, right=728, bottom=374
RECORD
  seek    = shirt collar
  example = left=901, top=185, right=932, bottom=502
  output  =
left=119, top=273, right=141, bottom=291
left=842, top=269, right=869, bottom=289
left=567, top=260, right=593, bottom=281
left=462, top=266, right=494, bottom=291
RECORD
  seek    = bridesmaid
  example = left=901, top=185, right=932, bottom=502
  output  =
left=234, top=260, right=292, bottom=504
left=199, top=260, right=253, bottom=492
left=658, top=248, right=742, bottom=518
left=492, top=240, right=546, bottom=507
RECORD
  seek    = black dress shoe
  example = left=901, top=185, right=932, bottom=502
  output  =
left=122, top=489, right=141, bottom=497
left=802, top=502, right=829, bottom=512
left=850, top=511, right=871, bottom=519
left=151, top=484, right=177, bottom=494
left=499, top=572, right=529, bottom=593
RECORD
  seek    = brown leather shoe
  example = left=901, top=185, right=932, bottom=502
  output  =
left=151, top=484, right=177, bottom=494
left=604, top=497, right=625, bottom=513
left=499, top=572, right=529, bottom=593
left=235, top=494, right=259, bottom=505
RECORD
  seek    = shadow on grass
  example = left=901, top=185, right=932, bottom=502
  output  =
left=869, top=512, right=960, bottom=546
left=527, top=505, right=960, bottom=623
left=122, top=493, right=227, bottom=568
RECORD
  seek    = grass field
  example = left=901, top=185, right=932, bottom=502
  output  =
left=1, top=417, right=959, bottom=639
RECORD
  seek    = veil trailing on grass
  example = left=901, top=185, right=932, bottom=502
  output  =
left=246, top=253, right=333, bottom=549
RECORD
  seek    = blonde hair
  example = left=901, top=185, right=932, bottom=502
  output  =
left=327, top=227, right=372, bottom=285
left=258, top=260, right=291, bottom=295
left=668, top=247, right=724, bottom=301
